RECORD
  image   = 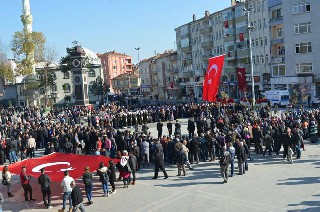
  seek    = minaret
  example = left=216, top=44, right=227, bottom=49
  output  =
left=21, top=0, right=35, bottom=75
left=21, top=0, right=33, bottom=33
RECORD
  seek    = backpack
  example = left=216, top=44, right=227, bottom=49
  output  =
left=84, top=173, right=92, bottom=186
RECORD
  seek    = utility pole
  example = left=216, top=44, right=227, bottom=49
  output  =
left=243, top=5, right=255, bottom=106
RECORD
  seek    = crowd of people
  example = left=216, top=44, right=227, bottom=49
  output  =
left=0, top=102, right=319, bottom=211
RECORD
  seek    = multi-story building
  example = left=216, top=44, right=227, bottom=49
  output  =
left=270, top=0, right=320, bottom=99
left=139, top=50, right=178, bottom=100
left=175, top=0, right=270, bottom=99
left=98, top=51, right=132, bottom=93
left=111, top=73, right=140, bottom=95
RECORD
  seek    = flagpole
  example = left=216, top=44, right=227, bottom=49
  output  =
left=244, top=5, right=255, bottom=107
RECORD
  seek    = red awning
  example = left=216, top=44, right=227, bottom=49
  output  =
left=0, top=153, right=119, bottom=182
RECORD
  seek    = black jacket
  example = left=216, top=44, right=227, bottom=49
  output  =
left=38, top=173, right=51, bottom=189
left=71, top=186, right=83, bottom=207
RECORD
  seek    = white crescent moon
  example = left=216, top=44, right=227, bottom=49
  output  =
left=207, top=64, right=218, bottom=78
left=238, top=72, right=242, bottom=79
left=32, top=162, right=74, bottom=173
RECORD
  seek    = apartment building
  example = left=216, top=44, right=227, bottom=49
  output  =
left=139, top=50, right=178, bottom=100
left=270, top=0, right=320, bottom=98
left=176, top=0, right=270, bottom=99
left=98, top=51, right=132, bottom=93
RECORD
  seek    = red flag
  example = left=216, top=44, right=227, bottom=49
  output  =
left=224, top=20, right=229, bottom=28
left=0, top=153, right=119, bottom=182
left=202, top=55, right=225, bottom=102
left=239, top=33, right=244, bottom=42
left=236, top=67, right=247, bottom=92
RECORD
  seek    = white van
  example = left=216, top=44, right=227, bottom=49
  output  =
left=262, top=90, right=290, bottom=106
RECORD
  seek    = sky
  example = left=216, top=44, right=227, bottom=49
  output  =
left=0, top=0, right=230, bottom=63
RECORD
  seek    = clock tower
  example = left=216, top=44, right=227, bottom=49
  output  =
left=67, top=46, right=89, bottom=105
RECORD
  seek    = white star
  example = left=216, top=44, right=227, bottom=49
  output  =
left=208, top=79, right=212, bottom=85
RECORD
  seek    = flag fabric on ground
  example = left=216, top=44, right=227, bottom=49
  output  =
left=0, top=153, right=119, bottom=182
left=202, top=55, right=225, bottom=102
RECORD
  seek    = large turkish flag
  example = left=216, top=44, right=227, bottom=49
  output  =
left=202, top=55, right=225, bottom=102
left=0, top=153, right=119, bottom=182
left=237, top=67, right=247, bottom=92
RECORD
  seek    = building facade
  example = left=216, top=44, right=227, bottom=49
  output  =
left=2, top=47, right=103, bottom=107
left=175, top=0, right=270, bottom=100
left=270, top=0, right=320, bottom=100
left=139, top=50, right=178, bottom=100
left=98, top=51, right=132, bottom=93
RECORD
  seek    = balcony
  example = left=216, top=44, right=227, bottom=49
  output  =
left=270, top=38, right=284, bottom=45
left=269, top=17, right=283, bottom=27
left=202, top=55, right=211, bottom=63
left=181, top=46, right=192, bottom=53
left=200, top=27, right=213, bottom=35
left=201, top=40, right=213, bottom=49
left=271, top=56, right=285, bottom=64
left=167, top=68, right=178, bottom=73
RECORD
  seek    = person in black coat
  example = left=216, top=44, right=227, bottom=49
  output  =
left=157, top=120, right=163, bottom=139
left=37, top=168, right=51, bottom=209
left=236, top=141, right=246, bottom=175
left=70, top=181, right=85, bottom=212
left=108, top=160, right=117, bottom=193
left=187, top=118, right=195, bottom=139
left=152, top=146, right=168, bottom=179
left=167, top=121, right=173, bottom=137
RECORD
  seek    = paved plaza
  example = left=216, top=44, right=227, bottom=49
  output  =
left=1, top=118, right=320, bottom=212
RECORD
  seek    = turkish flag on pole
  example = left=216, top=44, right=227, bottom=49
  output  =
left=0, top=153, right=120, bottom=182
left=202, top=55, right=225, bottom=102
left=236, top=67, right=247, bottom=92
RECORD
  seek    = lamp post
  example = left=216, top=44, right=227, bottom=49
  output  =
left=243, top=5, right=255, bottom=105
left=126, top=73, right=131, bottom=106
left=135, top=47, right=142, bottom=104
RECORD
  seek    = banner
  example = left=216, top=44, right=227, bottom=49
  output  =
left=0, top=153, right=119, bottom=182
left=236, top=67, right=247, bottom=92
left=202, top=55, right=225, bottom=102
left=224, top=20, right=229, bottom=28
left=239, top=33, right=244, bottom=42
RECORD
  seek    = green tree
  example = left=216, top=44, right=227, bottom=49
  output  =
left=10, top=30, right=46, bottom=75
left=91, top=76, right=110, bottom=102
left=0, top=41, right=14, bottom=82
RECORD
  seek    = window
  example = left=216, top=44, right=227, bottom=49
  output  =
left=272, top=9, right=282, bottom=19
left=113, top=66, right=116, bottom=69
left=265, top=37, right=268, bottom=45
left=251, top=39, right=255, bottom=47
left=255, top=39, right=258, bottom=47
left=266, top=54, right=269, bottom=64
left=278, top=46, right=285, bottom=55
left=296, top=63, right=312, bottom=73
left=51, top=85, right=57, bottom=92
left=293, top=1, right=311, bottom=14
left=63, top=71, right=70, bottom=79
left=261, top=55, right=264, bottom=64
left=277, top=28, right=283, bottom=37
left=259, top=20, right=262, bottom=29
left=295, top=42, right=312, bottom=54
left=260, top=38, right=263, bottom=46
left=272, top=65, right=286, bottom=77
left=253, top=56, right=256, bottom=64
left=264, top=19, right=267, bottom=28
left=88, top=69, right=96, bottom=77
left=294, top=22, right=311, bottom=34
left=114, top=60, right=116, bottom=63
left=256, top=56, right=260, bottom=64
left=62, top=83, right=71, bottom=93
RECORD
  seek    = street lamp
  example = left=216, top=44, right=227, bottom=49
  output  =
left=135, top=47, right=142, bottom=104
left=243, top=5, right=255, bottom=105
